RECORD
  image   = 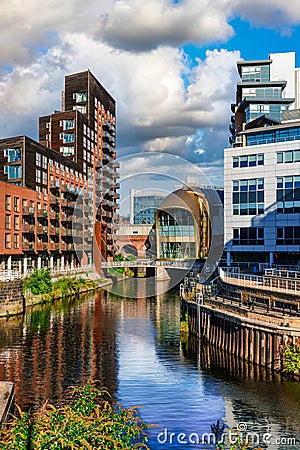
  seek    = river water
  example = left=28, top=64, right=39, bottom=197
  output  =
left=0, top=281, right=300, bottom=449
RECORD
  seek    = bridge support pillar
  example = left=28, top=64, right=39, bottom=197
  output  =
left=156, top=266, right=170, bottom=281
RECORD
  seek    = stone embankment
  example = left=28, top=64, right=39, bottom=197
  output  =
left=0, top=271, right=112, bottom=318
left=0, top=382, right=14, bottom=426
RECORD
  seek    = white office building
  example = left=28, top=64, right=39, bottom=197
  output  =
left=225, top=53, right=300, bottom=265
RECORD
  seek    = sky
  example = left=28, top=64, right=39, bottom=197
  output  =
left=1, top=0, right=300, bottom=187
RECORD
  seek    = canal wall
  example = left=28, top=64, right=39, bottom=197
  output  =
left=0, top=277, right=113, bottom=318
left=0, top=382, right=14, bottom=426
left=181, top=296, right=300, bottom=370
left=0, top=280, right=24, bottom=317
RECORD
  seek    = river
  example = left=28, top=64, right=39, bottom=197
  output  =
left=0, top=281, right=300, bottom=449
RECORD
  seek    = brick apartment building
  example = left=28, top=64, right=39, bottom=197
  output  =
left=0, top=70, right=119, bottom=274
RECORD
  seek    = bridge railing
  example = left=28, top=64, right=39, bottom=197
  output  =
left=102, top=259, right=192, bottom=269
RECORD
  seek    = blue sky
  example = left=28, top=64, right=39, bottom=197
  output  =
left=1, top=0, right=300, bottom=187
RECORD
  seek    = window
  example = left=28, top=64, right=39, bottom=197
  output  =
left=13, top=234, right=19, bottom=249
left=232, top=154, right=264, bottom=168
left=73, top=92, right=87, bottom=103
left=14, top=197, right=19, bottom=212
left=62, top=119, right=74, bottom=130
left=36, top=169, right=41, bottom=183
left=60, top=133, right=75, bottom=143
left=276, top=175, right=300, bottom=213
left=36, top=153, right=41, bottom=166
left=42, top=171, right=47, bottom=185
left=247, top=127, right=300, bottom=146
left=73, top=105, right=86, bottom=114
left=277, top=227, right=300, bottom=245
left=42, top=155, right=47, bottom=169
left=4, top=165, right=22, bottom=179
left=60, top=146, right=75, bottom=156
left=232, top=178, right=264, bottom=215
left=14, top=216, right=19, bottom=230
left=4, top=148, right=21, bottom=162
left=5, top=214, right=11, bottom=230
left=5, top=195, right=11, bottom=211
left=5, top=234, right=11, bottom=249
left=233, top=227, right=264, bottom=245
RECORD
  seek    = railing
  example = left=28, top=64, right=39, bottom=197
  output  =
left=0, top=270, right=20, bottom=281
left=219, top=267, right=300, bottom=296
left=102, top=259, right=192, bottom=269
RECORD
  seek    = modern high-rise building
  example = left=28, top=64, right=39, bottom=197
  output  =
left=130, top=189, right=165, bottom=224
left=0, top=70, right=119, bottom=273
left=225, top=53, right=300, bottom=265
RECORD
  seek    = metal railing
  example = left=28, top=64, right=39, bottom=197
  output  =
left=102, top=259, right=192, bottom=269
left=219, top=267, right=300, bottom=296
left=0, top=270, right=21, bottom=281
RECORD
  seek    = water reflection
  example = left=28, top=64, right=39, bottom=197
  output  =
left=0, top=292, right=119, bottom=409
left=0, top=282, right=299, bottom=449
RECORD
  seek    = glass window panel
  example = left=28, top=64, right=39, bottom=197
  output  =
left=258, top=228, right=264, bottom=238
left=284, top=151, right=293, bottom=163
left=240, top=180, right=248, bottom=191
left=249, top=155, right=256, bottom=166
left=277, top=178, right=283, bottom=188
left=284, top=202, right=293, bottom=213
left=277, top=202, right=284, bottom=213
left=240, top=156, right=248, bottom=167
left=294, top=150, right=300, bottom=162
left=277, top=153, right=283, bottom=163
left=249, top=204, right=257, bottom=215
left=257, top=154, right=264, bottom=165
left=277, top=228, right=284, bottom=238
left=257, top=191, right=264, bottom=202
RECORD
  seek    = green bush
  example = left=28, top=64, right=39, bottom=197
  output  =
left=0, top=381, right=150, bottom=449
left=282, top=343, right=300, bottom=374
left=23, top=269, right=52, bottom=295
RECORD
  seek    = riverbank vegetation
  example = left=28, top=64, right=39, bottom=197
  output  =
left=282, top=342, right=300, bottom=375
left=0, top=381, right=150, bottom=449
left=22, top=269, right=103, bottom=302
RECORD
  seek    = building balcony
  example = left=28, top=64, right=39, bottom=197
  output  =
left=36, top=242, right=48, bottom=251
left=61, top=184, right=76, bottom=195
left=49, top=226, right=60, bottom=235
left=22, top=224, right=35, bottom=233
left=61, top=215, right=74, bottom=222
left=50, top=181, right=60, bottom=190
left=49, top=211, right=60, bottom=220
left=22, top=242, right=35, bottom=252
left=49, top=243, right=60, bottom=251
left=37, top=225, right=48, bottom=234
left=49, top=194, right=59, bottom=204
left=37, top=209, right=48, bottom=218
left=22, top=206, right=35, bottom=215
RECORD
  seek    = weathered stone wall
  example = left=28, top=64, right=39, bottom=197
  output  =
left=0, top=280, right=23, bottom=317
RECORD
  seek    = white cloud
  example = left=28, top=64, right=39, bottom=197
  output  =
left=96, top=0, right=234, bottom=51
left=233, top=0, right=300, bottom=29
left=0, top=33, right=240, bottom=169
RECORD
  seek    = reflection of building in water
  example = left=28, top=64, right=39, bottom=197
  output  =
left=0, top=291, right=118, bottom=408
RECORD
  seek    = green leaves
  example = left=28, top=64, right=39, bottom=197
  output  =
left=0, top=381, right=150, bottom=449
left=282, top=343, right=300, bottom=374
left=23, top=269, right=52, bottom=295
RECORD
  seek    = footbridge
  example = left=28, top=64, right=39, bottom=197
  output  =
left=101, top=259, right=192, bottom=270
